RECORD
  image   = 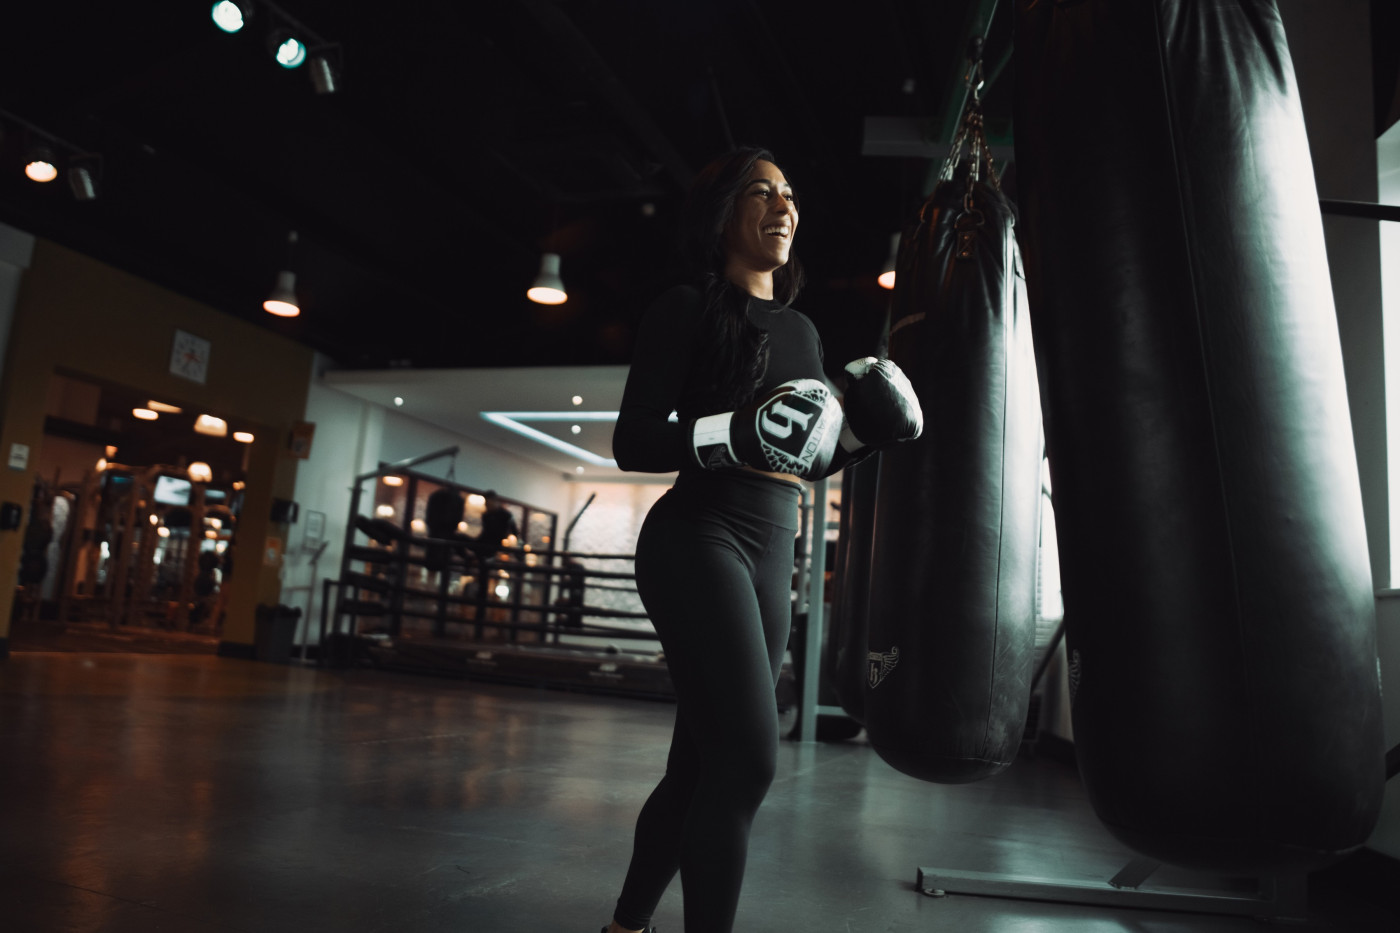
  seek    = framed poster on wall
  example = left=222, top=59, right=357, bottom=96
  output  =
left=304, top=510, right=325, bottom=549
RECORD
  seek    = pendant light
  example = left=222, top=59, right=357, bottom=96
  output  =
left=527, top=253, right=567, bottom=305
left=264, top=230, right=301, bottom=317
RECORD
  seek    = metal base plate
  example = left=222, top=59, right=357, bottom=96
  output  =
left=916, top=859, right=1309, bottom=923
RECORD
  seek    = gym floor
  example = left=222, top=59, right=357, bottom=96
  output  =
left=0, top=652, right=1395, bottom=932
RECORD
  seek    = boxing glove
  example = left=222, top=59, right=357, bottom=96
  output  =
left=838, top=357, right=922, bottom=453
left=690, top=378, right=843, bottom=479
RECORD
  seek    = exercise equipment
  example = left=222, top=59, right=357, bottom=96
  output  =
left=325, top=452, right=806, bottom=704
left=862, top=62, right=1042, bottom=783
left=1014, top=0, right=1384, bottom=872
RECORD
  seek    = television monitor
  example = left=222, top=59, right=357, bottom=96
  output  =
left=153, top=475, right=192, bottom=506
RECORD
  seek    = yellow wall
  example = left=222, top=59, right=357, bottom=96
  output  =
left=0, top=240, right=313, bottom=648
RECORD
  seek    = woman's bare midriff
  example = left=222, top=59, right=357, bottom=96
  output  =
left=742, top=465, right=802, bottom=486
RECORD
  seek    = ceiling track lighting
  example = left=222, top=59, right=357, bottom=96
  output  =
left=212, top=0, right=341, bottom=93
left=268, top=28, right=307, bottom=68
left=24, top=142, right=58, bottom=183
left=67, top=153, right=103, bottom=201
left=308, top=48, right=340, bottom=95
left=527, top=252, right=568, bottom=305
left=0, top=107, right=105, bottom=201
left=264, top=230, right=301, bottom=317
left=210, top=1, right=253, bottom=34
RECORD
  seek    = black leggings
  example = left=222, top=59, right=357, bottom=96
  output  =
left=614, top=469, right=800, bottom=933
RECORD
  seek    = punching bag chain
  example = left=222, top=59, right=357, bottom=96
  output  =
left=937, top=41, right=1002, bottom=211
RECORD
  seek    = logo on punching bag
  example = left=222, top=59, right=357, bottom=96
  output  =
left=1068, top=648, right=1082, bottom=705
left=867, top=646, right=899, bottom=689
left=755, top=382, right=833, bottom=472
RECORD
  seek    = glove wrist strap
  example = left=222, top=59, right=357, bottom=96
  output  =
left=692, top=412, right=741, bottom=469
left=838, top=422, right=863, bottom=454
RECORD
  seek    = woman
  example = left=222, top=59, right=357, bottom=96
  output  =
left=604, top=147, right=920, bottom=933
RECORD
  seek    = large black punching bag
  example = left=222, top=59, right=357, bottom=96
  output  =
left=862, top=159, right=1043, bottom=784
left=1014, top=0, right=1384, bottom=872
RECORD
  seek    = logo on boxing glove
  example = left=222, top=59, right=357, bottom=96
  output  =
left=868, top=646, right=899, bottom=689
left=754, top=383, right=838, bottom=473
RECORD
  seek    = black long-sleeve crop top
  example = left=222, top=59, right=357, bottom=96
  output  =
left=612, top=284, right=829, bottom=473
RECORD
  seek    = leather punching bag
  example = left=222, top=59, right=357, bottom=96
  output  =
left=1014, top=0, right=1384, bottom=872
left=862, top=169, right=1043, bottom=784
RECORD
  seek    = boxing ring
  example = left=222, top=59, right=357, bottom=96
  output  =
left=311, top=451, right=830, bottom=718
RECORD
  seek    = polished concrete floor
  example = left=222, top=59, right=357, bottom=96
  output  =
left=0, top=652, right=1396, bottom=933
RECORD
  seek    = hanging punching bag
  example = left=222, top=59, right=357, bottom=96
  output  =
left=1014, top=0, right=1384, bottom=872
left=826, top=452, right=880, bottom=724
left=862, top=156, right=1043, bottom=784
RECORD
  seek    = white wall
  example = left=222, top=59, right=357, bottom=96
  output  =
left=282, top=353, right=574, bottom=645
left=557, top=479, right=670, bottom=651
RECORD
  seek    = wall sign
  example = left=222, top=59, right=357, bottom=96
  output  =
left=303, top=510, right=325, bottom=548
left=170, top=329, right=211, bottom=384
left=288, top=421, right=316, bottom=459
left=7, top=443, right=29, bottom=470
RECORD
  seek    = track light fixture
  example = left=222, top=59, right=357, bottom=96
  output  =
left=67, top=154, right=102, bottom=201
left=527, top=253, right=568, bottom=305
left=210, top=1, right=253, bottom=33
left=2, top=107, right=105, bottom=201
left=212, top=0, right=340, bottom=92
left=268, top=28, right=307, bottom=68
left=308, top=51, right=338, bottom=94
left=24, top=142, right=58, bottom=183
left=264, top=230, right=302, bottom=317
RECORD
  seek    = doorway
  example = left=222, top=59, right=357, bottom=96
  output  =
left=10, top=373, right=256, bottom=652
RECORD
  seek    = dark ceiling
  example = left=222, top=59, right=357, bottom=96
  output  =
left=0, top=0, right=1017, bottom=376
left=1, top=2, right=1394, bottom=378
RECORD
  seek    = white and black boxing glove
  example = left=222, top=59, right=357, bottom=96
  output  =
left=689, top=379, right=844, bottom=480
left=838, top=357, right=923, bottom=455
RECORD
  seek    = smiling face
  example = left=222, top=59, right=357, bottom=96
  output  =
left=721, top=159, right=798, bottom=290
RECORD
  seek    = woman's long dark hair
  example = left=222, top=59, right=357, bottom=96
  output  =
left=677, top=146, right=806, bottom=411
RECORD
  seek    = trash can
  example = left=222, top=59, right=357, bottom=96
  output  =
left=254, top=603, right=302, bottom=664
